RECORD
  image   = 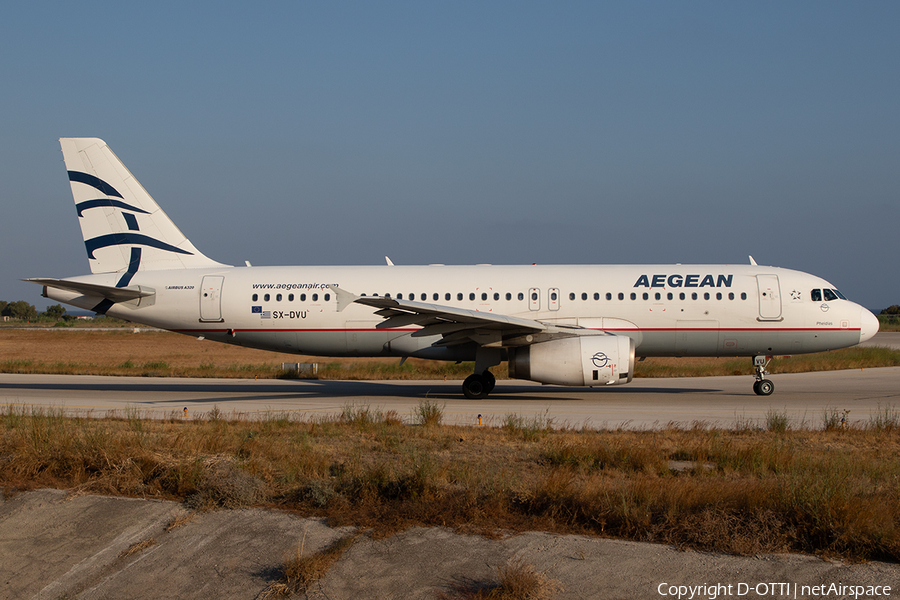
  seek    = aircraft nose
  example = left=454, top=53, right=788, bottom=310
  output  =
left=859, top=307, right=880, bottom=343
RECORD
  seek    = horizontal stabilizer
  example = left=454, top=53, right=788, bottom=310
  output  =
left=23, top=278, right=155, bottom=303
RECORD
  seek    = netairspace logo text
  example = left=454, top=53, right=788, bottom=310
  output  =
left=657, top=582, right=892, bottom=599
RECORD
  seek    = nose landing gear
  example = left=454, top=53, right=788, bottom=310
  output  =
left=752, top=355, right=774, bottom=396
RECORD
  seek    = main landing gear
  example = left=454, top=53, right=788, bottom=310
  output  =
left=462, top=370, right=496, bottom=399
left=463, top=347, right=502, bottom=399
left=752, top=355, right=774, bottom=396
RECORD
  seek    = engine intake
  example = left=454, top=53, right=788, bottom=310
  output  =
left=508, top=335, right=635, bottom=387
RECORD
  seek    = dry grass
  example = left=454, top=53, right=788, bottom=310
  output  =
left=1, top=329, right=898, bottom=380
left=262, top=533, right=357, bottom=598
left=3, top=405, right=899, bottom=562
left=120, top=538, right=156, bottom=558
left=440, top=559, right=561, bottom=600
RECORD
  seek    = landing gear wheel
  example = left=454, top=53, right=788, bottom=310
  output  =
left=752, top=356, right=774, bottom=396
left=756, top=379, right=775, bottom=396
left=462, top=374, right=488, bottom=399
left=482, top=371, right=496, bottom=394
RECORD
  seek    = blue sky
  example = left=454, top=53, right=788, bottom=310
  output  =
left=1, top=2, right=898, bottom=311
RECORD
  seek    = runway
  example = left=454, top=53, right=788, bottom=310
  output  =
left=2, top=366, right=899, bottom=429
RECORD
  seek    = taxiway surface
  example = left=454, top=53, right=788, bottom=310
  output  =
left=2, top=366, right=898, bottom=429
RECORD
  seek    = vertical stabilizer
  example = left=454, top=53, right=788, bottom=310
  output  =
left=60, top=138, right=227, bottom=278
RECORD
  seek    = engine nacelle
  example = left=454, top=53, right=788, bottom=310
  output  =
left=507, top=335, right=635, bottom=387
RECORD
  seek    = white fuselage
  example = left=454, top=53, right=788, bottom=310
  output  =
left=46, top=263, right=877, bottom=361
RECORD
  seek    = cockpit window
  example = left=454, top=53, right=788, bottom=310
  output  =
left=833, top=289, right=846, bottom=300
left=823, top=289, right=838, bottom=301
left=811, top=289, right=822, bottom=302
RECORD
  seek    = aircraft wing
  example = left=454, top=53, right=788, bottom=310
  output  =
left=329, top=285, right=602, bottom=348
left=23, top=278, right=155, bottom=303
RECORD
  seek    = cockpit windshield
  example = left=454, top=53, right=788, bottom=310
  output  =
left=812, top=288, right=846, bottom=302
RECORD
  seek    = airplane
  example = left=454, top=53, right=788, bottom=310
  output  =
left=27, top=138, right=880, bottom=399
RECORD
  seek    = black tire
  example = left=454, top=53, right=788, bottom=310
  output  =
left=757, top=379, right=775, bottom=396
left=462, top=374, right=487, bottom=399
left=752, top=380, right=761, bottom=395
left=482, top=371, right=496, bottom=394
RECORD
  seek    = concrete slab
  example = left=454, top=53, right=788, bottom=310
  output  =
left=1, top=491, right=896, bottom=600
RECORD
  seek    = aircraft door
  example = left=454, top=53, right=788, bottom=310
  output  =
left=756, top=274, right=782, bottom=321
left=548, top=288, right=560, bottom=311
left=199, top=275, right=225, bottom=322
left=529, top=288, right=540, bottom=311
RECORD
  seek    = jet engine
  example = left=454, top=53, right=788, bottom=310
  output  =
left=507, top=335, right=635, bottom=387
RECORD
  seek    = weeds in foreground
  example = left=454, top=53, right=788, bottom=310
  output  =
left=2, top=405, right=899, bottom=562
left=415, top=399, right=445, bottom=427
left=262, top=533, right=357, bottom=598
left=439, top=559, right=561, bottom=600
left=120, top=538, right=156, bottom=559
left=765, top=409, right=790, bottom=433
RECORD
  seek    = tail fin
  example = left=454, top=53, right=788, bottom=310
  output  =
left=60, top=138, right=227, bottom=279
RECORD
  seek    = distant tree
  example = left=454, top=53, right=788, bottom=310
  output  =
left=43, top=304, right=67, bottom=320
left=5, top=301, right=38, bottom=320
left=0, top=300, right=7, bottom=316
left=881, top=305, right=900, bottom=315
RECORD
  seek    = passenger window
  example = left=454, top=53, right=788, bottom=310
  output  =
left=716, top=292, right=722, bottom=300
left=667, top=292, right=673, bottom=300
left=741, top=292, right=747, bottom=300
left=655, top=292, right=661, bottom=300
left=312, top=293, right=318, bottom=301
left=679, top=292, right=685, bottom=300
left=642, top=292, right=649, bottom=300
left=581, top=292, right=587, bottom=301
left=728, top=292, right=734, bottom=300
left=618, top=293, right=624, bottom=300
left=606, top=293, right=613, bottom=300
left=433, top=293, right=439, bottom=301
left=593, top=292, right=599, bottom=300
left=264, top=293, right=270, bottom=302
left=566, top=292, right=572, bottom=301
left=823, top=289, right=838, bottom=301
left=397, top=293, right=403, bottom=300
left=518, top=292, right=524, bottom=301
left=493, top=292, right=500, bottom=301
left=288, top=294, right=294, bottom=302
left=324, top=293, right=331, bottom=301
left=692, top=292, right=697, bottom=300
left=481, top=292, right=487, bottom=301
left=252, top=294, right=258, bottom=302
left=457, top=293, right=463, bottom=301
left=422, top=293, right=427, bottom=301
left=446, top=293, right=451, bottom=301
left=506, top=293, right=512, bottom=301
left=276, top=293, right=282, bottom=301
left=300, top=293, right=307, bottom=301
left=630, top=292, right=636, bottom=300
left=469, top=293, right=476, bottom=301
left=704, top=292, right=710, bottom=300
left=811, top=289, right=822, bottom=302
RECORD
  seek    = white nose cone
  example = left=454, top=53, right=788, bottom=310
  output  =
left=859, top=308, right=880, bottom=343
